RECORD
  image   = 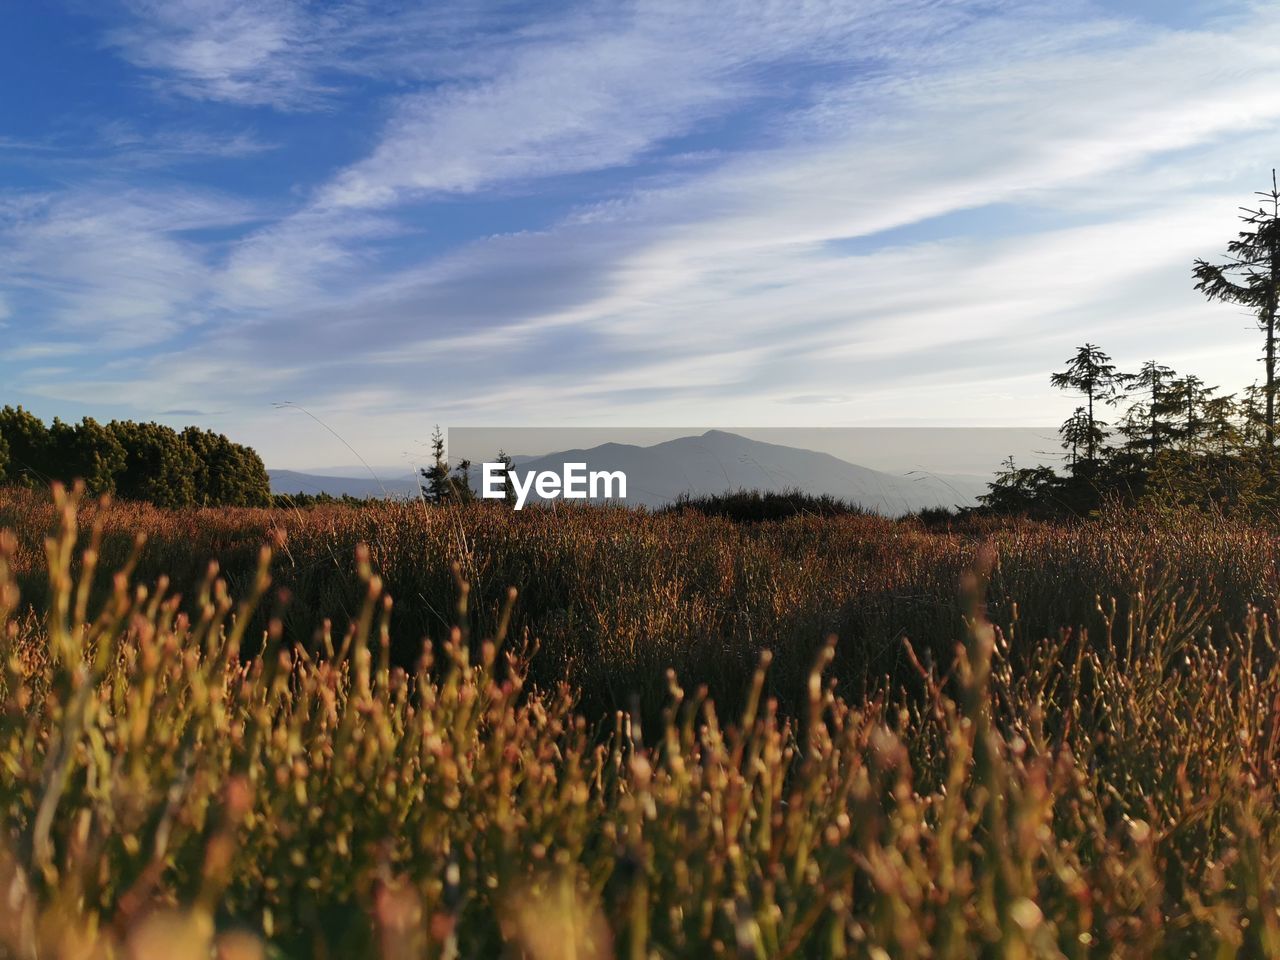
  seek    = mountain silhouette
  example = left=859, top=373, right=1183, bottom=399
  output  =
left=494, top=430, right=986, bottom=513
left=271, top=430, right=988, bottom=513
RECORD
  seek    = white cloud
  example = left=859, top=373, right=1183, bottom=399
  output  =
left=317, top=0, right=1054, bottom=208
left=101, top=0, right=552, bottom=109
left=0, top=186, right=256, bottom=348
left=105, top=0, right=324, bottom=108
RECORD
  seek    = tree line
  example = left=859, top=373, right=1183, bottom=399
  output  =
left=983, top=173, right=1280, bottom=518
left=0, top=407, right=271, bottom=508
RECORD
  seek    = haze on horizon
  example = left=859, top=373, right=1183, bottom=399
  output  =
left=3, top=1, right=1280, bottom=470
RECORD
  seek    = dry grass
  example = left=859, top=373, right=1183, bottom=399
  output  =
left=0, top=486, right=1279, bottom=956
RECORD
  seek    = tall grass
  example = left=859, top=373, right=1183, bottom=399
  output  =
left=1, top=486, right=1277, bottom=719
left=0, top=487, right=1279, bottom=955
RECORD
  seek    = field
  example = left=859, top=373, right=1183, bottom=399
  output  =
left=1, top=485, right=1279, bottom=957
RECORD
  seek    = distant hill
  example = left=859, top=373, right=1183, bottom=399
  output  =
left=487, top=430, right=987, bottom=514
left=271, top=431, right=989, bottom=513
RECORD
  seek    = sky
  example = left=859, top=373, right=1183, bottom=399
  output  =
left=2, top=0, right=1280, bottom=470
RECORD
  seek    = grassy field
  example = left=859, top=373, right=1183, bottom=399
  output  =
left=1, top=486, right=1279, bottom=956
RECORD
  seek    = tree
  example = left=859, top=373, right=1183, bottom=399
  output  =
left=1051, top=344, right=1124, bottom=471
left=0, top=410, right=271, bottom=507
left=1118, top=360, right=1176, bottom=458
left=1164, top=374, right=1213, bottom=451
left=978, top=456, right=1059, bottom=516
left=0, top=406, right=52, bottom=487
left=420, top=426, right=473, bottom=503
left=1238, top=382, right=1269, bottom=447
left=1200, top=393, right=1240, bottom=457
left=48, top=416, right=126, bottom=495
left=107, top=421, right=199, bottom=508
left=181, top=427, right=272, bottom=507
left=1060, top=407, right=1092, bottom=469
left=1194, top=171, right=1280, bottom=447
left=421, top=426, right=450, bottom=503
left=495, top=449, right=517, bottom=505
left=453, top=458, right=474, bottom=501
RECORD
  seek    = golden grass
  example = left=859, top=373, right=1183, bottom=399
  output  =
left=0, top=486, right=1278, bottom=956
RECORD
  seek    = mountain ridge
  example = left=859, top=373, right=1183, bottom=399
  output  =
left=270, top=430, right=989, bottom=514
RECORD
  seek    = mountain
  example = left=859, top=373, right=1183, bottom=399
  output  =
left=270, top=431, right=990, bottom=513
left=492, top=430, right=987, bottom=514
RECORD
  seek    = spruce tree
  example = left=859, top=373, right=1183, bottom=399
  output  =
left=1194, top=171, right=1280, bottom=447
left=1050, top=344, right=1125, bottom=472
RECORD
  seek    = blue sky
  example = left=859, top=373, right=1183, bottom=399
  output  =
left=2, top=0, right=1279, bottom=469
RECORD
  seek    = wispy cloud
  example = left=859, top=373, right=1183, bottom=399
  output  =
left=104, top=0, right=329, bottom=109
left=101, top=0, right=542, bottom=110
left=95, top=121, right=276, bottom=166
left=318, top=0, right=1049, bottom=208
left=0, top=185, right=257, bottom=349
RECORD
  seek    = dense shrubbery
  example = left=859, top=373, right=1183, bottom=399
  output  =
left=662, top=487, right=869, bottom=522
left=2, top=487, right=1276, bottom=722
left=272, top=490, right=383, bottom=508
left=1, top=488, right=1280, bottom=956
left=0, top=406, right=271, bottom=507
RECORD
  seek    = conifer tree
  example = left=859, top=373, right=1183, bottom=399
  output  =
left=107, top=421, right=199, bottom=507
left=1200, top=393, right=1240, bottom=457
left=0, top=406, right=52, bottom=487
left=1165, top=375, right=1212, bottom=451
left=1060, top=408, right=1092, bottom=470
left=421, top=426, right=450, bottom=503
left=495, top=449, right=517, bottom=505
left=1195, top=171, right=1280, bottom=447
left=1119, top=360, right=1176, bottom=458
left=419, top=426, right=473, bottom=503
left=1050, top=344, right=1125, bottom=471
left=49, top=417, right=126, bottom=495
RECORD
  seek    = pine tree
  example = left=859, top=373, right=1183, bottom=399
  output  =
left=1194, top=171, right=1280, bottom=447
left=495, top=449, right=517, bottom=505
left=420, top=426, right=473, bottom=503
left=1051, top=344, right=1125, bottom=472
left=1060, top=407, right=1092, bottom=470
left=1200, top=393, right=1240, bottom=457
left=0, top=406, right=53, bottom=487
left=979, top=456, right=1058, bottom=515
left=1118, top=360, right=1176, bottom=459
left=1238, top=383, right=1269, bottom=447
left=1165, top=375, right=1213, bottom=451
left=49, top=417, right=126, bottom=495
left=181, top=427, right=272, bottom=506
left=107, top=421, right=199, bottom=508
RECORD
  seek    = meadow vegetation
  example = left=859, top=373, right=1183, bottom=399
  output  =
left=1, top=486, right=1279, bottom=956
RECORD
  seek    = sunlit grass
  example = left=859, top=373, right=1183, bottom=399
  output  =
left=0, top=486, right=1278, bottom=956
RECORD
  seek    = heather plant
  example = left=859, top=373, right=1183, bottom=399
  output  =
left=1, top=487, right=1279, bottom=956
left=4, top=487, right=1280, bottom=718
